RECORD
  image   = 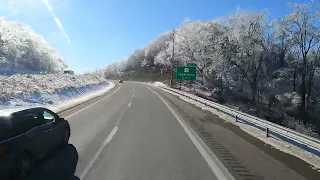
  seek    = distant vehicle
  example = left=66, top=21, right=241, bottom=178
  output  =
left=63, top=70, right=75, bottom=75
left=119, top=80, right=123, bottom=83
left=0, top=107, right=70, bottom=179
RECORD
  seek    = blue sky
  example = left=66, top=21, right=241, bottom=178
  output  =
left=0, top=0, right=315, bottom=73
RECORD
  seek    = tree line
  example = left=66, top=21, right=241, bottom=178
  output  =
left=105, top=2, right=320, bottom=136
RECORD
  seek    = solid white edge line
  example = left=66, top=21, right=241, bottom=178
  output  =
left=80, top=126, right=119, bottom=179
left=65, top=84, right=121, bottom=119
left=146, top=86, right=235, bottom=180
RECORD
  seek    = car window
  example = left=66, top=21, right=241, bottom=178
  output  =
left=0, top=113, right=43, bottom=141
left=42, top=110, right=55, bottom=123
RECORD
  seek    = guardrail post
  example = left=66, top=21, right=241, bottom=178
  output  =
left=265, top=128, right=269, bottom=137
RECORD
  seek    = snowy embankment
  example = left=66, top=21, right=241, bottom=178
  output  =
left=176, top=81, right=320, bottom=138
left=0, top=74, right=114, bottom=112
left=150, top=82, right=320, bottom=171
left=50, top=82, right=115, bottom=113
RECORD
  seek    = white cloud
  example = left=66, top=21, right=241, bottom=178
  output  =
left=42, top=0, right=54, bottom=13
left=54, top=17, right=71, bottom=43
left=236, top=5, right=241, bottom=15
left=54, top=17, right=63, bottom=28
left=42, top=0, right=71, bottom=44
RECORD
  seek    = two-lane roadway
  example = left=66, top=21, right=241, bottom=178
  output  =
left=59, top=82, right=226, bottom=180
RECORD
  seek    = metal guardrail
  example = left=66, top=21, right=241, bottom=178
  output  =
left=159, top=85, right=320, bottom=157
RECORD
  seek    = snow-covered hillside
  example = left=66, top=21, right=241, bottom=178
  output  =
left=0, top=17, right=67, bottom=74
left=0, top=17, right=111, bottom=109
left=0, top=74, right=108, bottom=108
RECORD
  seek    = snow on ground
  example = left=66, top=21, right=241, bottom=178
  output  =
left=153, top=81, right=166, bottom=87
left=50, top=82, right=115, bottom=113
left=0, top=74, right=111, bottom=111
left=153, top=82, right=320, bottom=170
left=167, top=81, right=320, bottom=138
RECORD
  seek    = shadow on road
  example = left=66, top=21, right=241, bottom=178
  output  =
left=26, top=144, right=79, bottom=180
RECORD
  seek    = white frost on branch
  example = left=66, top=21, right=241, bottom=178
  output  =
left=0, top=17, right=67, bottom=74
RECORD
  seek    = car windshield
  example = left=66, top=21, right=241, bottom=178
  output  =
left=1, top=1, right=320, bottom=180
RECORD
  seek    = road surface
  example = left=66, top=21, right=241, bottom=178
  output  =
left=59, top=82, right=220, bottom=180
left=58, top=82, right=319, bottom=180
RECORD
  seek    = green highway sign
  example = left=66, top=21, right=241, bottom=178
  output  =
left=187, top=63, right=196, bottom=67
left=176, top=66, right=196, bottom=81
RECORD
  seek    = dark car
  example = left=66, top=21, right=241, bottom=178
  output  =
left=119, top=80, right=123, bottom=83
left=0, top=107, right=70, bottom=179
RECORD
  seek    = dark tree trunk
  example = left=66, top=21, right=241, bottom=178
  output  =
left=241, top=75, right=244, bottom=92
left=307, top=64, right=315, bottom=109
left=220, top=76, right=223, bottom=93
left=250, top=81, right=257, bottom=104
left=279, top=53, right=285, bottom=68
left=300, top=56, right=307, bottom=124
left=293, top=69, right=297, bottom=92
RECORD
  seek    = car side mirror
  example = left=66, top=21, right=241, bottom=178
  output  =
left=59, top=117, right=66, bottom=121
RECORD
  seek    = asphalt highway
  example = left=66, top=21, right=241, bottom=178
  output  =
left=57, top=82, right=318, bottom=180
left=59, top=82, right=221, bottom=180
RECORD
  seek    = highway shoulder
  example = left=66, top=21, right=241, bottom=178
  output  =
left=151, top=86, right=319, bottom=180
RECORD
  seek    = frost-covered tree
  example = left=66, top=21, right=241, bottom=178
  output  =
left=125, top=49, right=145, bottom=72
left=144, top=31, right=173, bottom=70
left=0, top=17, right=67, bottom=74
left=269, top=18, right=294, bottom=69
left=104, top=61, right=126, bottom=78
left=175, top=20, right=225, bottom=83
left=220, top=11, right=268, bottom=104
left=285, top=1, right=320, bottom=116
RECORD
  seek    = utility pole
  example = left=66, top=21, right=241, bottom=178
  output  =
left=170, top=29, right=175, bottom=87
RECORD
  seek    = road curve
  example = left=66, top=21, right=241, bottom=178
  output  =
left=60, top=82, right=220, bottom=180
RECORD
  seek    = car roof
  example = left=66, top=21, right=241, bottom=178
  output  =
left=0, top=107, right=46, bottom=117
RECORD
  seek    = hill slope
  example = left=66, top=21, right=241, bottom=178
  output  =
left=0, top=17, right=67, bottom=74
